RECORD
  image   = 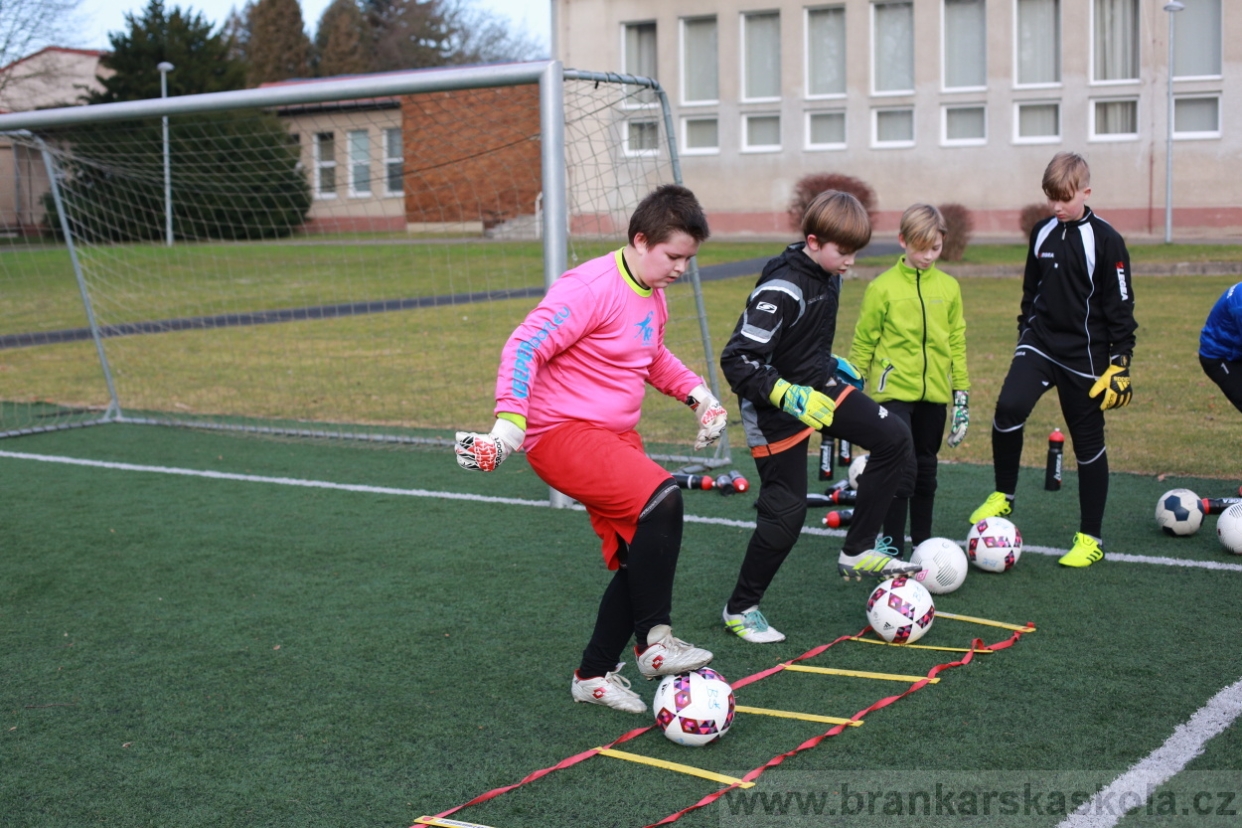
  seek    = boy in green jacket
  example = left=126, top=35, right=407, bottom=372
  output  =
left=848, top=204, right=970, bottom=556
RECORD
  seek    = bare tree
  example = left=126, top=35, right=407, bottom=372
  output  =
left=0, top=0, right=85, bottom=100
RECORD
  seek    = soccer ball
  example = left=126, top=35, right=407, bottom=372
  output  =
left=910, top=537, right=969, bottom=594
left=1155, top=488, right=1204, bottom=536
left=848, top=453, right=869, bottom=489
left=866, top=575, right=936, bottom=644
left=967, top=517, right=1022, bottom=573
left=1218, top=503, right=1242, bottom=555
left=652, top=668, right=735, bottom=747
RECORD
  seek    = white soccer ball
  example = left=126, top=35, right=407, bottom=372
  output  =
left=966, top=517, right=1022, bottom=573
left=866, top=575, right=936, bottom=644
left=848, top=453, right=869, bottom=489
left=910, top=537, right=969, bottom=594
left=653, top=668, right=735, bottom=747
left=1218, top=503, right=1242, bottom=555
left=1155, top=488, right=1204, bottom=537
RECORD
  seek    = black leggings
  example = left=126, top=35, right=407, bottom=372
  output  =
left=578, top=480, right=683, bottom=679
left=1201, top=354, right=1242, bottom=414
left=881, top=400, right=947, bottom=553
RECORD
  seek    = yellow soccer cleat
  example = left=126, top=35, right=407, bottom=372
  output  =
left=968, top=491, right=1013, bottom=525
left=1058, top=533, right=1105, bottom=568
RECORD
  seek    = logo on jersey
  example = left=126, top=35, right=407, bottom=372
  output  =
left=1115, top=262, right=1129, bottom=300
left=633, top=311, right=655, bottom=344
left=756, top=301, right=778, bottom=313
left=1040, top=252, right=1055, bottom=259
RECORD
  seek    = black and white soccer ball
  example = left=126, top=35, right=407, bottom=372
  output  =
left=847, top=453, right=869, bottom=489
left=1155, top=488, right=1204, bottom=537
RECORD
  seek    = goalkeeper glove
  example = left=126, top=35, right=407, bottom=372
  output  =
left=454, top=417, right=525, bottom=472
left=1088, top=354, right=1132, bottom=411
left=832, top=354, right=865, bottom=391
left=947, top=390, right=969, bottom=448
left=770, top=379, right=835, bottom=430
left=686, top=383, right=728, bottom=450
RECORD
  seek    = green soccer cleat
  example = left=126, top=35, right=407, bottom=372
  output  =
left=1058, top=533, right=1105, bottom=568
left=837, top=536, right=924, bottom=582
left=969, top=491, right=1013, bottom=524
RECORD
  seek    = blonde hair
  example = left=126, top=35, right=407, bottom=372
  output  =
left=899, top=204, right=947, bottom=251
left=800, top=190, right=872, bottom=253
left=1042, top=152, right=1091, bottom=202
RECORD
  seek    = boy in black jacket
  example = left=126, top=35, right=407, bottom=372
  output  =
left=718, top=191, right=919, bottom=644
left=969, top=152, right=1137, bottom=568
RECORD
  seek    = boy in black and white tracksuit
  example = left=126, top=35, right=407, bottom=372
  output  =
left=969, top=152, right=1137, bottom=568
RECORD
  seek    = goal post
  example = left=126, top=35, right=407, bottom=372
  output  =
left=0, top=60, right=730, bottom=469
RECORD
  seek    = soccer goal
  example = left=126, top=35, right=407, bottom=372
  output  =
left=0, top=61, right=727, bottom=463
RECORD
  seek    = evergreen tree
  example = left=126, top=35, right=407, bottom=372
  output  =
left=363, top=0, right=542, bottom=72
left=88, top=0, right=246, bottom=102
left=314, top=0, right=375, bottom=77
left=244, top=0, right=312, bottom=85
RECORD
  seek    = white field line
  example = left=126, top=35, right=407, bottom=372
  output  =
left=1057, top=675, right=1242, bottom=828
left=4, top=449, right=1241, bottom=573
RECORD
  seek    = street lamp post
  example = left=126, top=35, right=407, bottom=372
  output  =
left=1163, top=2, right=1184, bottom=244
left=158, top=61, right=174, bottom=247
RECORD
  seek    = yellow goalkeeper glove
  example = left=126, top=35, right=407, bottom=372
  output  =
left=1089, top=355, right=1132, bottom=411
left=769, top=379, right=835, bottom=430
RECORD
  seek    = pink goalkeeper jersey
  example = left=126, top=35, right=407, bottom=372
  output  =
left=495, top=249, right=702, bottom=449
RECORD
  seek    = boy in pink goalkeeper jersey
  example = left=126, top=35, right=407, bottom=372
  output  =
left=454, top=185, right=728, bottom=715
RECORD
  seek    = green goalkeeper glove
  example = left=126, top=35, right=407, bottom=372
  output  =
left=1089, top=355, right=1132, bottom=411
left=769, top=379, right=835, bottom=430
left=832, top=354, right=865, bottom=391
left=947, top=390, right=969, bottom=448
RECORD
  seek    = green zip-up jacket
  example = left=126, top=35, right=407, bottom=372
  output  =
left=848, top=256, right=970, bottom=405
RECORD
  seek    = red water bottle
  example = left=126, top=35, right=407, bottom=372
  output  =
left=1044, top=428, right=1064, bottom=491
left=822, top=509, right=854, bottom=528
left=714, top=470, right=750, bottom=495
left=672, top=473, right=713, bottom=490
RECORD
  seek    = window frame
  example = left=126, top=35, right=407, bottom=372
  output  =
left=871, top=106, right=915, bottom=148
left=383, top=127, right=403, bottom=198
left=313, top=131, right=337, bottom=200
left=941, top=0, right=988, bottom=93
left=871, top=0, right=916, bottom=97
left=804, top=4, right=847, bottom=101
left=1173, top=94, right=1222, bottom=140
left=1088, top=97, right=1140, bottom=142
left=740, top=10, right=782, bottom=104
left=940, top=103, right=988, bottom=146
left=623, top=119, right=661, bottom=157
left=1172, top=0, right=1223, bottom=81
left=346, top=128, right=371, bottom=198
left=1088, top=0, right=1140, bottom=87
left=1012, top=100, right=1062, bottom=144
left=1013, top=0, right=1063, bottom=90
left=680, top=15, right=719, bottom=107
left=621, top=20, right=660, bottom=108
left=680, top=115, right=721, bottom=155
left=805, top=109, right=847, bottom=151
left=741, top=112, right=782, bottom=153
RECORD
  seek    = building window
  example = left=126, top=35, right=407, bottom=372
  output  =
left=1014, top=101, right=1060, bottom=143
left=314, top=132, right=336, bottom=198
left=807, top=111, right=846, bottom=149
left=1174, top=96, right=1221, bottom=139
left=873, top=2, right=914, bottom=94
left=682, top=117, right=719, bottom=154
left=872, top=108, right=914, bottom=147
left=1173, top=0, right=1221, bottom=79
left=942, top=105, right=986, bottom=145
left=682, top=17, right=718, bottom=104
left=347, top=129, right=370, bottom=196
left=742, top=114, right=781, bottom=152
left=806, top=6, right=846, bottom=98
left=1090, top=99, right=1138, bottom=140
left=624, top=22, right=658, bottom=105
left=384, top=128, right=402, bottom=196
left=743, top=12, right=781, bottom=101
left=1092, top=0, right=1138, bottom=83
left=944, top=0, right=986, bottom=90
left=625, top=120, right=660, bottom=155
left=1016, top=0, right=1060, bottom=87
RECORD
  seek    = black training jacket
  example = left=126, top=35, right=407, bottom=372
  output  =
left=720, top=243, right=842, bottom=447
left=1017, top=207, right=1137, bottom=378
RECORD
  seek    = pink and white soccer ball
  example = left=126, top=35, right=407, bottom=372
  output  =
left=653, top=668, right=735, bottom=747
left=910, top=537, right=969, bottom=594
left=1218, top=503, right=1242, bottom=555
left=967, top=517, right=1023, bottom=573
left=865, top=575, right=936, bottom=644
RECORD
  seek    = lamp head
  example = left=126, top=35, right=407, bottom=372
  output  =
left=157, top=61, right=174, bottom=73
left=1163, top=1, right=1185, bottom=11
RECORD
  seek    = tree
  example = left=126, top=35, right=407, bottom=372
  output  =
left=0, top=0, right=84, bottom=101
left=87, top=0, right=246, bottom=102
left=314, top=0, right=375, bottom=77
left=242, top=0, right=313, bottom=85
left=363, top=0, right=543, bottom=72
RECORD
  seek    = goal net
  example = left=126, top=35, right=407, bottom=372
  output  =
left=0, top=63, right=725, bottom=459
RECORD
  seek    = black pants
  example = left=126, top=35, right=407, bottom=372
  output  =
left=1201, top=354, right=1242, bottom=414
left=727, top=387, right=913, bottom=613
left=881, top=400, right=947, bottom=554
left=578, top=481, right=683, bottom=679
left=991, top=352, right=1109, bottom=538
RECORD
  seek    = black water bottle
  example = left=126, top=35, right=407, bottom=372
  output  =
left=818, top=434, right=833, bottom=480
left=1045, top=428, right=1064, bottom=491
left=837, top=438, right=852, bottom=468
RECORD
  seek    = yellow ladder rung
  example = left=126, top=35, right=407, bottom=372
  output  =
left=784, top=664, right=938, bottom=683
left=416, top=818, right=499, bottom=828
left=934, top=611, right=1035, bottom=632
left=594, top=747, right=755, bottom=788
left=848, top=636, right=993, bottom=653
left=734, top=704, right=863, bottom=726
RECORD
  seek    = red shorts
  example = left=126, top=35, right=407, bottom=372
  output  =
left=525, top=421, right=673, bottom=570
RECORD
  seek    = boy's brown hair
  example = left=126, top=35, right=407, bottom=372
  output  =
left=800, top=190, right=872, bottom=253
left=1042, top=152, right=1091, bottom=202
left=628, top=184, right=711, bottom=245
left=899, top=204, right=948, bottom=251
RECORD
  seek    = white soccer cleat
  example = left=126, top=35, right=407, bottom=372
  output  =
left=635, top=624, right=713, bottom=679
left=722, top=605, right=786, bottom=643
left=838, top=536, right=926, bottom=582
left=570, top=663, right=647, bottom=714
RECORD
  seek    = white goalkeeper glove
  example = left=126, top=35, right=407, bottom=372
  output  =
left=454, top=417, right=525, bottom=472
left=947, top=390, right=969, bottom=448
left=686, top=383, right=728, bottom=450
